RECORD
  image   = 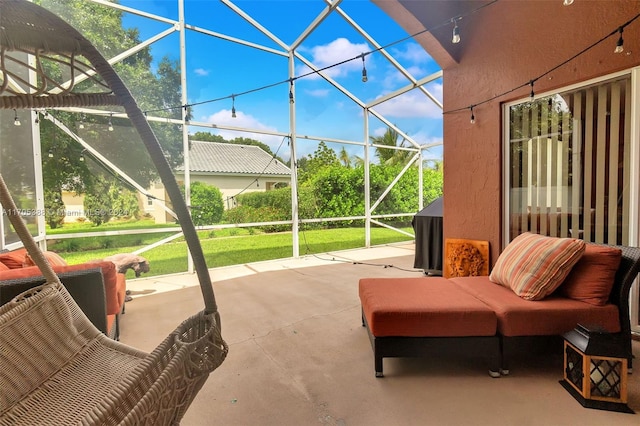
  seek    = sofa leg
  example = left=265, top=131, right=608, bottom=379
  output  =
left=375, top=357, right=384, bottom=378
left=499, top=335, right=510, bottom=374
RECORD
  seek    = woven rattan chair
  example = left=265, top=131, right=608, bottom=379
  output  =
left=0, top=0, right=228, bottom=424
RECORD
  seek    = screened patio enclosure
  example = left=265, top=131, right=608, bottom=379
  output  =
left=0, top=0, right=443, bottom=266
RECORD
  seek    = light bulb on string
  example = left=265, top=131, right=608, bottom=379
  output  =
left=289, top=79, right=295, bottom=104
left=48, top=149, right=54, bottom=158
left=108, top=113, right=114, bottom=131
left=231, top=95, right=236, bottom=118
left=34, top=111, right=39, bottom=124
left=79, top=114, right=85, bottom=129
left=452, top=18, right=461, bottom=44
left=529, top=80, right=535, bottom=100
left=361, top=55, right=368, bottom=82
left=470, top=106, right=475, bottom=124
left=614, top=27, right=624, bottom=53
left=563, top=0, right=574, bottom=5
left=13, top=109, right=21, bottom=126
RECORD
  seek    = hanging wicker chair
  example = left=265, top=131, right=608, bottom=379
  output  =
left=0, top=0, right=228, bottom=424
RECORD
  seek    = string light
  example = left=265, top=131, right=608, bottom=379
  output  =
left=452, top=18, right=461, bottom=44
left=361, top=54, right=368, bottom=82
left=231, top=95, right=236, bottom=118
left=108, top=113, right=114, bottom=131
left=138, top=1, right=500, bottom=118
left=79, top=114, right=85, bottom=129
left=47, top=149, right=54, bottom=158
left=34, top=111, right=39, bottom=124
left=529, top=80, right=535, bottom=100
left=289, top=79, right=295, bottom=104
left=38, top=0, right=624, bottom=131
left=470, top=106, right=475, bottom=124
left=614, top=27, right=624, bottom=53
left=13, top=109, right=21, bottom=126
left=444, top=11, right=639, bottom=122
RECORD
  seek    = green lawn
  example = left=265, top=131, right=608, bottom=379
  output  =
left=58, top=226, right=414, bottom=278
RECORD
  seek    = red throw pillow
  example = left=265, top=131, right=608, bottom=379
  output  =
left=558, top=244, right=622, bottom=306
left=0, top=248, right=28, bottom=269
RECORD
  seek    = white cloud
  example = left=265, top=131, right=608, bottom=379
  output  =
left=372, top=126, right=387, bottom=137
left=391, top=42, right=432, bottom=64
left=200, top=110, right=287, bottom=157
left=373, top=83, right=443, bottom=119
left=297, top=38, right=370, bottom=80
left=194, top=68, right=210, bottom=76
left=411, top=132, right=443, bottom=149
left=304, top=88, right=330, bottom=97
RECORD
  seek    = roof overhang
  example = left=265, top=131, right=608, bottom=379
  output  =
left=372, top=0, right=494, bottom=69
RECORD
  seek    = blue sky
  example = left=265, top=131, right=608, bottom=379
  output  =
left=119, top=0, right=443, bottom=162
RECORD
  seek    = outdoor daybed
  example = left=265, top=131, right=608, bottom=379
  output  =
left=0, top=249, right=126, bottom=338
left=359, top=233, right=640, bottom=377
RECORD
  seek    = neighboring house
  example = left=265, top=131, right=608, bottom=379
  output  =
left=177, top=140, right=291, bottom=207
left=149, top=140, right=292, bottom=223
left=60, top=141, right=291, bottom=224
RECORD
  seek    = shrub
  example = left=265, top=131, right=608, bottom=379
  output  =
left=84, top=177, right=112, bottom=226
left=187, top=181, right=224, bottom=226
left=44, top=189, right=65, bottom=229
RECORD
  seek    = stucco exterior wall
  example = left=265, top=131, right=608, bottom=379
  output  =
left=441, top=1, right=640, bottom=265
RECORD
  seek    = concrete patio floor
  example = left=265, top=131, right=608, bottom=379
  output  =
left=119, top=244, right=640, bottom=425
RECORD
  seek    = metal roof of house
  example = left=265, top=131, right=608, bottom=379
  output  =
left=176, top=141, right=291, bottom=176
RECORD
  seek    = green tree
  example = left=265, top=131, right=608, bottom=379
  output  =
left=370, top=127, right=413, bottom=166
left=44, top=189, right=65, bottom=229
left=190, top=132, right=226, bottom=143
left=109, top=183, right=140, bottom=220
left=298, top=141, right=340, bottom=183
left=339, top=147, right=351, bottom=167
left=37, top=0, right=185, bottom=210
left=188, top=181, right=224, bottom=226
left=84, top=176, right=113, bottom=226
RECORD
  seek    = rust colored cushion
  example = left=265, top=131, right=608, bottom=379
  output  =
left=359, top=277, right=497, bottom=337
left=23, top=250, right=68, bottom=267
left=451, top=276, right=620, bottom=336
left=0, top=261, right=123, bottom=316
left=558, top=244, right=622, bottom=306
left=0, top=262, right=10, bottom=271
left=489, top=232, right=585, bottom=301
left=0, top=248, right=27, bottom=269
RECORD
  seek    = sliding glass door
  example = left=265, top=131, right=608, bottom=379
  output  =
left=504, top=69, right=640, bottom=335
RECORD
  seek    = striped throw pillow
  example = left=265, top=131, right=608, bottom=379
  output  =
left=489, top=232, right=585, bottom=301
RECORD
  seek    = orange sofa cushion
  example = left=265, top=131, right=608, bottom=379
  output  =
left=558, top=244, right=621, bottom=306
left=359, top=277, right=497, bottom=337
left=0, top=248, right=27, bottom=269
left=450, top=276, right=620, bottom=336
left=23, top=250, right=68, bottom=267
left=0, top=261, right=124, bottom=316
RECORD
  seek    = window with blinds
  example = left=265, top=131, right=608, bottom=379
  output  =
left=507, top=75, right=631, bottom=245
